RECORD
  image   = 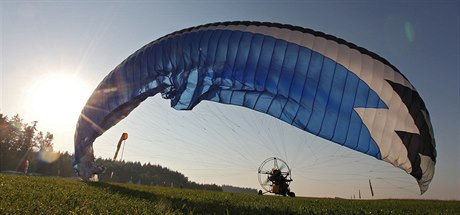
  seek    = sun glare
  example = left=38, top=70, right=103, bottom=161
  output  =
left=25, top=74, right=91, bottom=130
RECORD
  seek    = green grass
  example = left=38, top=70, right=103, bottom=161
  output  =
left=0, top=174, right=458, bottom=214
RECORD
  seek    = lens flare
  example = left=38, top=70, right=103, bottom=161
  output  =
left=38, top=151, right=60, bottom=163
left=405, top=21, right=415, bottom=42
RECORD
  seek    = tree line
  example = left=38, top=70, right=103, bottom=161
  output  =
left=0, top=114, right=221, bottom=191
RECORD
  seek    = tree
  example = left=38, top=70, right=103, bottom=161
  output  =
left=0, top=114, right=53, bottom=172
left=34, top=131, right=54, bottom=152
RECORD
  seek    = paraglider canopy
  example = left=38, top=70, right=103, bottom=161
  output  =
left=73, top=21, right=436, bottom=194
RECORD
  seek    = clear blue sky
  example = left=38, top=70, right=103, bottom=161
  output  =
left=1, top=0, right=458, bottom=200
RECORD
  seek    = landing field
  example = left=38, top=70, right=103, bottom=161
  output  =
left=0, top=174, right=458, bottom=214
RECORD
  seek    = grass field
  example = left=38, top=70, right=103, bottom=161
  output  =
left=0, top=174, right=458, bottom=214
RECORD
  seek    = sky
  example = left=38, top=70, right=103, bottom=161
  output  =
left=1, top=1, right=459, bottom=200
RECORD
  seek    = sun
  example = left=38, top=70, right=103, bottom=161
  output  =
left=25, top=74, right=92, bottom=130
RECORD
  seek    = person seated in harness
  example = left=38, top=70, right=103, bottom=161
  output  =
left=268, top=169, right=292, bottom=195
